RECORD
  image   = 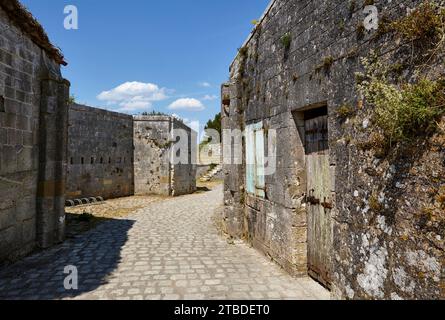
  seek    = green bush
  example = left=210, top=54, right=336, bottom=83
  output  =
left=205, top=113, right=221, bottom=136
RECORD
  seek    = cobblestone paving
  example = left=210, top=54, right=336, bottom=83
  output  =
left=0, top=185, right=330, bottom=300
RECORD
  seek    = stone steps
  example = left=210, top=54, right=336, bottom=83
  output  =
left=199, top=165, right=222, bottom=182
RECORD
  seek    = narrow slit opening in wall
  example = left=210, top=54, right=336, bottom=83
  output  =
left=70, top=157, right=73, bottom=165
left=0, top=95, right=5, bottom=112
left=91, top=157, right=94, bottom=164
left=81, top=157, right=84, bottom=165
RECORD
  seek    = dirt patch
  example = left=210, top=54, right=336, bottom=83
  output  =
left=65, top=195, right=164, bottom=238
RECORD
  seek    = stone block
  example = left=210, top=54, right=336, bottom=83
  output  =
left=16, top=146, right=34, bottom=172
left=0, top=145, right=16, bottom=174
left=0, top=226, right=17, bottom=259
left=16, top=196, right=35, bottom=222
left=21, top=218, right=36, bottom=244
left=0, top=207, right=16, bottom=231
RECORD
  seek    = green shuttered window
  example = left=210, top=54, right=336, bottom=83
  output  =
left=246, top=121, right=265, bottom=198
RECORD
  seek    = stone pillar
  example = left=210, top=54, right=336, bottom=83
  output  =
left=221, top=82, right=246, bottom=238
left=36, top=77, right=70, bottom=248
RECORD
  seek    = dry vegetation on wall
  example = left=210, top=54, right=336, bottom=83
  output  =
left=359, top=0, right=445, bottom=240
left=333, top=1, right=445, bottom=245
left=391, top=1, right=445, bottom=48
left=352, top=0, right=445, bottom=151
left=357, top=56, right=445, bottom=146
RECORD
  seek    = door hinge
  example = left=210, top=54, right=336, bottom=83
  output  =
left=321, top=200, right=333, bottom=210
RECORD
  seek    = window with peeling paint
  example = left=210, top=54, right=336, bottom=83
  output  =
left=246, top=121, right=265, bottom=198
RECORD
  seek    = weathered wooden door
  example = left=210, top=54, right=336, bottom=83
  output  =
left=305, top=111, right=332, bottom=288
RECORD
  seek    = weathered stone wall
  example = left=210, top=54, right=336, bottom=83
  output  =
left=66, top=104, right=134, bottom=200
left=221, top=83, right=246, bottom=240
left=222, top=0, right=445, bottom=299
left=0, top=5, right=69, bottom=262
left=134, top=116, right=173, bottom=196
left=134, top=115, right=196, bottom=196
left=199, top=143, right=221, bottom=165
left=171, top=119, right=197, bottom=196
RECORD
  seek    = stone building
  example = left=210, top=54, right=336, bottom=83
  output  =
left=134, top=115, right=197, bottom=197
left=66, top=104, right=134, bottom=200
left=66, top=109, right=197, bottom=201
left=199, top=143, right=222, bottom=165
left=0, top=0, right=69, bottom=262
left=220, top=0, right=445, bottom=299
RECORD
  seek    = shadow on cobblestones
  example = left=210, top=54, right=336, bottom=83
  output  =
left=0, top=218, right=135, bottom=300
left=0, top=186, right=330, bottom=300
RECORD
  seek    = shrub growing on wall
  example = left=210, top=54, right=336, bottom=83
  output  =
left=357, top=57, right=445, bottom=145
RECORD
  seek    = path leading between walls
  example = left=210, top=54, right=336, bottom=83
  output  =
left=0, top=185, right=330, bottom=300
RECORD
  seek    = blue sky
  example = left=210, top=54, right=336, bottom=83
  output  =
left=21, top=0, right=270, bottom=134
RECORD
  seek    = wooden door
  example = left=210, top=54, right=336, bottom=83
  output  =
left=305, top=111, right=332, bottom=288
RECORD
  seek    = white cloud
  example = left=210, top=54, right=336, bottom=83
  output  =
left=117, top=100, right=150, bottom=112
left=199, top=82, right=211, bottom=88
left=97, top=81, right=168, bottom=112
left=168, top=98, right=205, bottom=111
left=202, top=94, right=218, bottom=101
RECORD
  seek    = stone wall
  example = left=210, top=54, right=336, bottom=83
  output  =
left=134, top=115, right=196, bottom=196
left=221, top=0, right=445, bottom=299
left=66, top=104, right=134, bottom=200
left=134, top=116, right=173, bottom=196
left=171, top=119, right=197, bottom=196
left=0, top=5, right=69, bottom=263
left=199, top=143, right=221, bottom=165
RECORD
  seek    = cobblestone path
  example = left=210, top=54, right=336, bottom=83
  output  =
left=0, top=185, right=330, bottom=300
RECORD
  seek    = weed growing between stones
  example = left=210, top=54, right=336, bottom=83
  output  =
left=280, top=33, right=292, bottom=51
left=315, top=56, right=335, bottom=75
left=336, top=104, right=356, bottom=120
left=349, top=0, right=356, bottom=16
left=369, top=192, right=383, bottom=213
left=356, top=22, right=366, bottom=40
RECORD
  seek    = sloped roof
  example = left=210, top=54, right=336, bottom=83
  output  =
left=0, top=0, right=67, bottom=65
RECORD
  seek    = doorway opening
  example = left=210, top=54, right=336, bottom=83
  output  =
left=293, top=104, right=333, bottom=289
